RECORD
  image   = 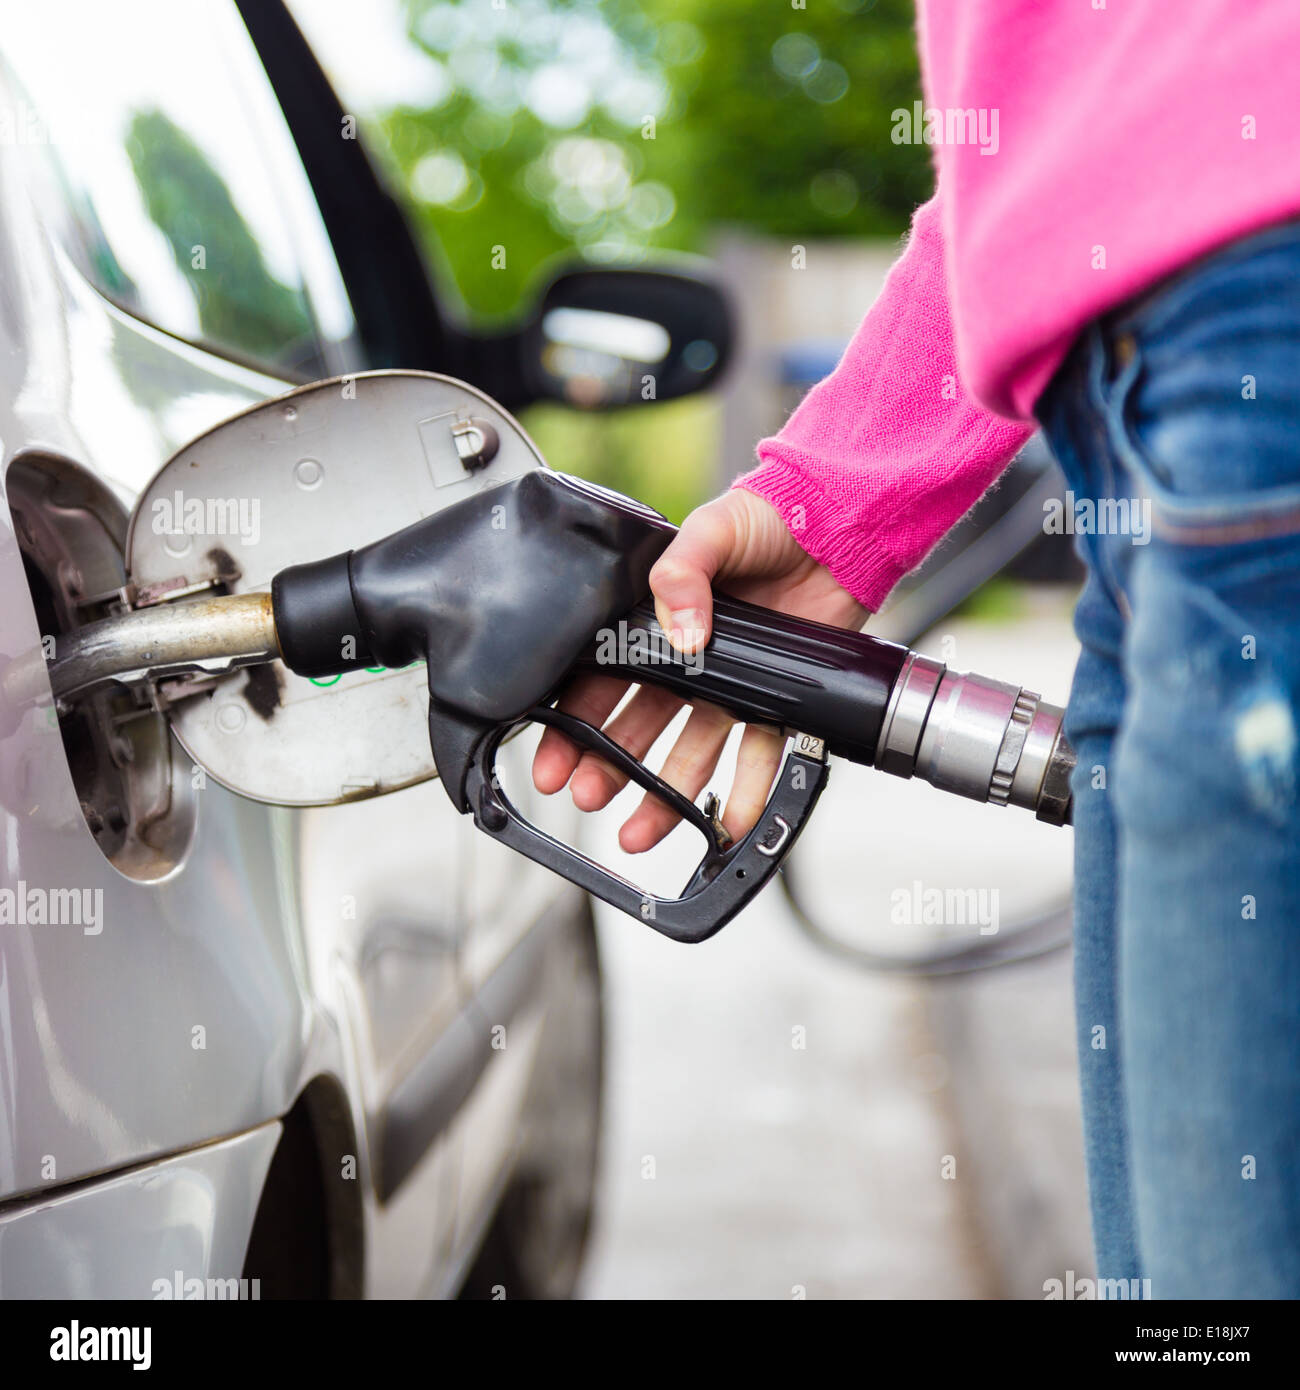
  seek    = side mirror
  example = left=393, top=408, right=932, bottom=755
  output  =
left=522, top=264, right=732, bottom=410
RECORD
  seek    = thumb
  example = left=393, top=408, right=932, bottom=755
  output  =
left=649, top=499, right=736, bottom=654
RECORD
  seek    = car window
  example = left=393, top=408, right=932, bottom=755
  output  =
left=1, top=0, right=360, bottom=379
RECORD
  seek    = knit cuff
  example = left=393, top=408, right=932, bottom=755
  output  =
left=732, top=453, right=905, bottom=613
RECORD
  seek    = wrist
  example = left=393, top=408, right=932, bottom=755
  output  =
left=732, top=461, right=904, bottom=613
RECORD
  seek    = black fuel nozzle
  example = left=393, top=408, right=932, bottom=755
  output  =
left=269, top=468, right=1072, bottom=940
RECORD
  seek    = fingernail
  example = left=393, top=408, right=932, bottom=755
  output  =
left=669, top=609, right=705, bottom=651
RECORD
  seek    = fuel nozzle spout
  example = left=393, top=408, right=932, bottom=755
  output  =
left=874, top=652, right=1075, bottom=825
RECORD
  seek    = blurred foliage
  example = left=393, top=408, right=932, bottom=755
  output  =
left=380, top=0, right=927, bottom=319
left=360, top=0, right=928, bottom=519
left=638, top=0, right=929, bottom=241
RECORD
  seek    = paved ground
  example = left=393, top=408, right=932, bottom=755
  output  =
left=578, top=587, right=1094, bottom=1299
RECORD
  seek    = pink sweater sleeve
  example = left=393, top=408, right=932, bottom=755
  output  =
left=734, top=194, right=1033, bottom=612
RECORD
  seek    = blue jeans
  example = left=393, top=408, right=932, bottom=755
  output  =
left=1037, top=219, right=1300, bottom=1299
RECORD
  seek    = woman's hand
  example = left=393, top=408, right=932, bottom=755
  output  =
left=530, top=488, right=867, bottom=852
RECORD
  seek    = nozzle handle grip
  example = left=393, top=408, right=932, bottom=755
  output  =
left=581, top=596, right=910, bottom=766
left=587, top=596, right=1074, bottom=827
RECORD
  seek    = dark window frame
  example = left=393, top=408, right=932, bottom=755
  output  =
left=233, top=0, right=453, bottom=374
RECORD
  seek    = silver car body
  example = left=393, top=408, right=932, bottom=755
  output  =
left=0, top=0, right=586, bottom=1298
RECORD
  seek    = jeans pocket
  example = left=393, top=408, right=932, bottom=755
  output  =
left=1101, top=249, right=1300, bottom=545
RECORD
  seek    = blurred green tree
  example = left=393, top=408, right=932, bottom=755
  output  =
left=364, top=0, right=928, bottom=518
left=383, top=0, right=927, bottom=321
left=635, top=0, right=930, bottom=242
